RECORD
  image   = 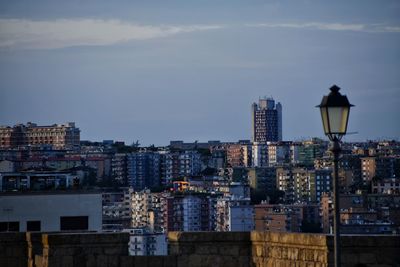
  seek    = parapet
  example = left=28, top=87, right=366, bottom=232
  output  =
left=0, top=231, right=399, bottom=267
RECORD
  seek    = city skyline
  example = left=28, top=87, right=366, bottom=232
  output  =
left=0, top=1, right=399, bottom=145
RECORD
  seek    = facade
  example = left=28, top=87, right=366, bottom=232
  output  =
left=247, top=167, right=277, bottom=192
left=165, top=151, right=202, bottom=184
left=276, top=167, right=332, bottom=204
left=131, top=189, right=167, bottom=232
left=254, top=204, right=300, bottom=232
left=372, top=178, right=400, bottom=194
left=267, top=142, right=291, bottom=166
left=123, top=228, right=167, bottom=256
left=252, top=142, right=269, bottom=167
left=254, top=203, right=320, bottom=232
left=320, top=193, right=399, bottom=234
left=166, top=194, right=214, bottom=232
left=111, top=153, right=128, bottom=186
left=226, top=142, right=252, bottom=168
left=252, top=97, right=282, bottom=143
left=215, top=197, right=254, bottom=232
left=102, top=190, right=132, bottom=230
left=297, top=141, right=324, bottom=166
left=0, top=191, right=102, bottom=232
left=127, top=152, right=161, bottom=190
left=0, top=122, right=80, bottom=149
left=361, top=156, right=399, bottom=183
left=209, top=146, right=226, bottom=169
left=0, top=171, right=76, bottom=192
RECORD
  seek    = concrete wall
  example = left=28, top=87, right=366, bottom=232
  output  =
left=0, top=231, right=399, bottom=267
left=0, top=192, right=102, bottom=232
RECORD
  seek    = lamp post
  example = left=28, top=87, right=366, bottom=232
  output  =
left=317, top=85, right=353, bottom=267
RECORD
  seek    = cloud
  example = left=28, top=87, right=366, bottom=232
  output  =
left=0, top=19, right=224, bottom=49
left=247, top=22, right=400, bottom=33
left=1, top=18, right=398, bottom=50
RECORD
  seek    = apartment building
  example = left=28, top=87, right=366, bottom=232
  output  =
left=0, top=191, right=102, bottom=232
left=102, top=189, right=132, bottom=230
left=215, top=197, right=254, bottom=232
left=251, top=97, right=282, bottom=143
left=0, top=122, right=80, bottom=149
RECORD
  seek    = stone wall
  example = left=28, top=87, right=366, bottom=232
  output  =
left=339, top=235, right=400, bottom=267
left=251, top=232, right=330, bottom=267
left=0, top=232, right=27, bottom=267
left=0, top=231, right=399, bottom=267
left=168, top=232, right=252, bottom=267
left=168, top=232, right=400, bottom=267
left=39, top=232, right=129, bottom=267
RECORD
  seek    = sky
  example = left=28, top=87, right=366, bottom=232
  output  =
left=0, top=0, right=399, bottom=146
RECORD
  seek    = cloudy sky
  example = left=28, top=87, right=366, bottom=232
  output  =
left=0, top=1, right=399, bottom=145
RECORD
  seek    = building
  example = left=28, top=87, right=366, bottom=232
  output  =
left=251, top=97, right=282, bottom=143
left=252, top=142, right=269, bottom=167
left=165, top=151, right=202, bottom=184
left=127, top=152, right=161, bottom=190
left=361, top=156, right=399, bottom=183
left=123, top=228, right=167, bottom=256
left=166, top=194, right=215, bottom=232
left=102, top=189, right=132, bottom=230
left=111, top=153, right=128, bottom=186
left=372, top=178, right=400, bottom=194
left=0, top=122, right=80, bottom=149
left=215, top=197, right=254, bottom=232
left=247, top=167, right=277, bottom=192
left=276, top=167, right=332, bottom=204
left=131, top=189, right=167, bottom=232
left=209, top=145, right=226, bottom=169
left=226, top=141, right=252, bottom=168
left=0, top=191, right=102, bottom=232
left=267, top=142, right=291, bottom=166
left=0, top=171, right=77, bottom=192
left=254, top=204, right=300, bottom=232
left=320, top=193, right=399, bottom=234
left=296, top=140, right=325, bottom=166
left=254, top=203, right=320, bottom=233
left=169, top=140, right=221, bottom=150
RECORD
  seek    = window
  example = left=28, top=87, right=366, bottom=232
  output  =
left=60, top=216, right=88, bottom=231
left=0, top=221, right=20, bottom=232
left=27, top=221, right=41, bottom=232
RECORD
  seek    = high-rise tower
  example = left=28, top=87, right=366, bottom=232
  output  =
left=252, top=97, right=282, bottom=143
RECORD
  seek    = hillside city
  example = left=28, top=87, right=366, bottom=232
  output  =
left=0, top=97, right=399, bottom=257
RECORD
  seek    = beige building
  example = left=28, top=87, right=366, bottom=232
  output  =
left=361, top=157, right=376, bottom=182
left=0, top=122, right=80, bottom=149
left=226, top=143, right=251, bottom=168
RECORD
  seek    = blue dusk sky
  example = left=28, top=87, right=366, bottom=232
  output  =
left=0, top=1, right=399, bottom=146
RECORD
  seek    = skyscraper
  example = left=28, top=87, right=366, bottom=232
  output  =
left=252, top=97, right=282, bottom=143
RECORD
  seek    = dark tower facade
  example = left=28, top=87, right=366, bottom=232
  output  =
left=252, top=97, right=282, bottom=143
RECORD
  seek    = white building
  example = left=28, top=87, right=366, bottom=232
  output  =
left=182, top=195, right=202, bottom=231
left=131, top=189, right=167, bottom=232
left=102, top=190, right=132, bottom=230
left=0, top=192, right=102, bottom=232
left=216, top=197, right=254, bottom=232
left=252, top=143, right=268, bottom=167
left=123, top=228, right=167, bottom=256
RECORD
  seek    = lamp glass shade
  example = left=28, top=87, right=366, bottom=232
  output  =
left=320, top=106, right=350, bottom=135
left=320, top=107, right=329, bottom=134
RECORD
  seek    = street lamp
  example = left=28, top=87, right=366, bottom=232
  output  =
left=317, top=85, right=353, bottom=267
